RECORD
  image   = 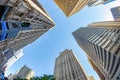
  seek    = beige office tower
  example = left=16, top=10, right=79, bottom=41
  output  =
left=16, top=65, right=34, bottom=79
left=54, top=49, right=88, bottom=80
left=87, top=21, right=120, bottom=28
left=73, top=21, right=120, bottom=80
left=88, top=76, right=95, bottom=80
left=54, top=0, right=91, bottom=17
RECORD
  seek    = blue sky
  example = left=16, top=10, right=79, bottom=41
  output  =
left=5, top=0, right=120, bottom=80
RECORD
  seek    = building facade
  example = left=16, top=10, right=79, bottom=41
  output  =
left=15, top=65, right=34, bottom=79
left=3, top=49, right=23, bottom=71
left=88, top=76, right=95, bottom=80
left=0, top=0, right=55, bottom=68
left=8, top=73, right=16, bottom=80
left=54, top=0, right=91, bottom=17
left=111, top=6, right=120, bottom=21
left=87, top=0, right=98, bottom=7
left=87, top=21, right=120, bottom=28
left=0, top=0, right=54, bottom=23
left=73, top=21, right=120, bottom=80
left=87, top=0, right=116, bottom=7
left=54, top=49, right=88, bottom=80
left=102, top=0, right=116, bottom=4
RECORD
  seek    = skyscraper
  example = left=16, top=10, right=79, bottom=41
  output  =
left=111, top=6, right=120, bottom=21
left=54, top=49, right=88, bottom=80
left=87, top=0, right=116, bottom=7
left=0, top=0, right=55, bottom=67
left=15, top=65, right=34, bottom=79
left=87, top=0, right=98, bottom=7
left=87, top=21, right=120, bottom=27
left=102, top=0, right=116, bottom=4
left=3, top=49, right=24, bottom=71
left=73, top=21, right=120, bottom=80
left=54, top=0, right=91, bottom=17
left=88, top=76, right=95, bottom=80
left=0, top=0, right=54, bottom=23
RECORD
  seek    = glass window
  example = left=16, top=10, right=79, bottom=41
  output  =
left=0, top=5, right=11, bottom=20
left=21, top=22, right=30, bottom=27
left=0, top=23, right=2, bottom=30
left=44, top=26, right=47, bottom=29
left=12, top=22, right=20, bottom=28
left=0, top=33, right=8, bottom=40
left=18, top=13, right=24, bottom=17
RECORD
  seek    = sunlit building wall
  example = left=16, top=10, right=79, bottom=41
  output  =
left=88, top=76, right=95, bottom=80
left=16, top=65, right=34, bottom=79
left=87, top=21, right=120, bottom=28
left=54, top=0, right=91, bottom=17
left=73, top=21, right=120, bottom=80
left=54, top=49, right=88, bottom=80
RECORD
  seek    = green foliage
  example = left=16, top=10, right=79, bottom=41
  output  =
left=30, top=75, right=56, bottom=80
left=13, top=77, right=27, bottom=80
left=14, top=75, right=56, bottom=80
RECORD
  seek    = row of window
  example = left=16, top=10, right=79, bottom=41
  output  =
left=0, top=22, right=31, bottom=30
left=0, top=5, right=12, bottom=20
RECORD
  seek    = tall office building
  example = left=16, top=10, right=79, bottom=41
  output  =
left=88, top=76, right=95, bottom=80
left=0, top=0, right=55, bottom=67
left=3, top=49, right=23, bottom=71
left=87, top=0, right=98, bottom=7
left=54, top=0, right=91, bottom=17
left=15, top=65, right=34, bottom=79
left=7, top=73, right=15, bottom=80
left=102, top=0, right=116, bottom=4
left=54, top=49, right=88, bottom=80
left=0, top=0, right=54, bottom=23
left=73, top=21, right=120, bottom=80
left=111, top=6, right=120, bottom=21
left=87, top=21, right=120, bottom=27
left=88, top=0, right=116, bottom=7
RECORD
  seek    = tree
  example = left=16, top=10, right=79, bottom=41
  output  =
left=13, top=74, right=55, bottom=80
left=30, top=75, right=56, bottom=80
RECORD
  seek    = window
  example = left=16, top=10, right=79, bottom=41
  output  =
left=44, top=26, right=47, bottom=29
left=6, top=22, right=9, bottom=30
left=110, top=55, right=116, bottom=74
left=3, top=49, right=14, bottom=60
left=12, top=22, right=20, bottom=28
left=111, top=58, right=120, bottom=79
left=0, top=5, right=11, bottom=20
left=27, top=14, right=33, bottom=19
left=18, top=13, right=24, bottom=17
left=0, top=23, right=2, bottom=30
left=0, top=33, right=8, bottom=40
left=21, top=22, right=30, bottom=27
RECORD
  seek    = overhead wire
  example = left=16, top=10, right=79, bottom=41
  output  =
left=42, top=37, right=56, bottom=59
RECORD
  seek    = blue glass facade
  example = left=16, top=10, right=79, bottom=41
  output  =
left=0, top=21, right=32, bottom=41
left=103, top=0, right=116, bottom=4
